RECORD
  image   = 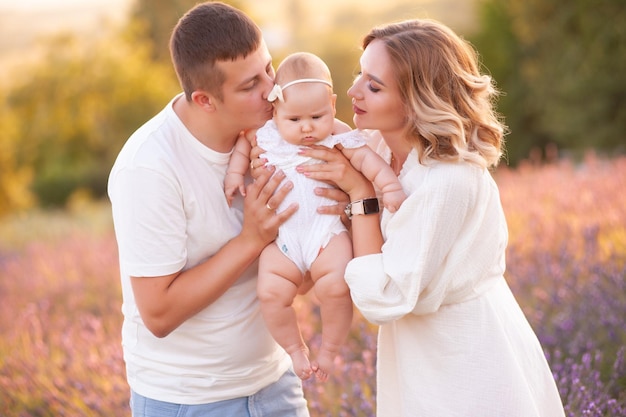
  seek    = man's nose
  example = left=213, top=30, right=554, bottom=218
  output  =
left=261, top=74, right=275, bottom=100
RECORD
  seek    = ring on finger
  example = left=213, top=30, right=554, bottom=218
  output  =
left=266, top=203, right=274, bottom=211
left=250, top=160, right=255, bottom=170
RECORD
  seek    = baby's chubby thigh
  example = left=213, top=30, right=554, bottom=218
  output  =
left=258, top=242, right=305, bottom=306
left=310, top=230, right=353, bottom=298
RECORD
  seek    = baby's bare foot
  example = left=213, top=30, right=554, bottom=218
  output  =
left=289, top=347, right=312, bottom=380
left=312, top=349, right=336, bottom=382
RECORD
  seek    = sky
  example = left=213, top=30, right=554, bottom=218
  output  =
left=0, top=0, right=129, bottom=36
left=0, top=0, right=122, bottom=11
left=0, top=0, right=129, bottom=71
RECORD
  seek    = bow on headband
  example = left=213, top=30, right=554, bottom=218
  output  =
left=267, top=78, right=333, bottom=103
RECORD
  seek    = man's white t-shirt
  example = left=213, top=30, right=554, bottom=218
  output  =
left=108, top=95, right=290, bottom=404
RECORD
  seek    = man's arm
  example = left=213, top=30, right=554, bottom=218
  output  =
left=132, top=167, right=297, bottom=337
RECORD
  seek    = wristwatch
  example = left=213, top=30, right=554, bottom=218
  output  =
left=344, top=198, right=380, bottom=219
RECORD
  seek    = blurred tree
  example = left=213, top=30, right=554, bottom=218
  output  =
left=5, top=26, right=179, bottom=208
left=131, top=0, right=247, bottom=63
left=17, top=0, right=616, bottom=213
left=286, top=0, right=307, bottom=50
left=130, top=0, right=198, bottom=63
left=0, top=96, right=35, bottom=216
left=471, top=0, right=626, bottom=164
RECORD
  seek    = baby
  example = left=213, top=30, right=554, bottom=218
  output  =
left=225, top=52, right=406, bottom=381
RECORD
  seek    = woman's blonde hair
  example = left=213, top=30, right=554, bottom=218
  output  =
left=363, top=19, right=506, bottom=168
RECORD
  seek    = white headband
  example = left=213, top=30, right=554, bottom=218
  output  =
left=267, top=78, right=333, bottom=103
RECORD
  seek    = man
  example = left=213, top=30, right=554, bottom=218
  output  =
left=108, top=2, right=306, bottom=416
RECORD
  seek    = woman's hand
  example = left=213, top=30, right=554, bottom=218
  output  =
left=314, top=186, right=349, bottom=215
left=297, top=145, right=375, bottom=202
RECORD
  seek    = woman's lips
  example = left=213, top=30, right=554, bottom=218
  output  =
left=353, top=104, right=365, bottom=115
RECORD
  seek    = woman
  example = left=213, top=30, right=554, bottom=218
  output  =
left=298, top=19, right=566, bottom=417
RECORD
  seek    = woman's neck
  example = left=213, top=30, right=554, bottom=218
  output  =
left=382, top=132, right=412, bottom=175
left=390, top=152, right=405, bottom=176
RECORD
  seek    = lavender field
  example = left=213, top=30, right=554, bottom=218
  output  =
left=1, top=155, right=625, bottom=416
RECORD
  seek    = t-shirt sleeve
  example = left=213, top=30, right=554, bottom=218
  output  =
left=110, top=165, right=187, bottom=277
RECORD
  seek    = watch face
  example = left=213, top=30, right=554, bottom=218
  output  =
left=363, top=198, right=380, bottom=214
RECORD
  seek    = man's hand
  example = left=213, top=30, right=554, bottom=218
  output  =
left=241, top=166, right=298, bottom=248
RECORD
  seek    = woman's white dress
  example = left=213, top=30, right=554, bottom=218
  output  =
left=344, top=133, right=565, bottom=417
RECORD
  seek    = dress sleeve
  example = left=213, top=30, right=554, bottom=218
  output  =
left=330, top=129, right=368, bottom=149
left=344, top=163, right=478, bottom=324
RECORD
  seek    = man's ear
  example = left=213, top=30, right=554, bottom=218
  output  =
left=191, top=90, right=217, bottom=112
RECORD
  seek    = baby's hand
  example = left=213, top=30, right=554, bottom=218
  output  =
left=224, top=172, right=246, bottom=207
left=382, top=189, right=407, bottom=213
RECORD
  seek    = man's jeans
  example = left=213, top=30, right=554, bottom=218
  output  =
left=130, top=368, right=309, bottom=417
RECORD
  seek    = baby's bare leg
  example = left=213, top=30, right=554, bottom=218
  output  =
left=258, top=243, right=312, bottom=380
left=310, top=232, right=353, bottom=382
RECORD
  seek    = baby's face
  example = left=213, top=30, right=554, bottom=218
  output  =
left=273, top=83, right=336, bottom=146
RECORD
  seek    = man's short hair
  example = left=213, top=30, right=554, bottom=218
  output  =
left=170, top=2, right=262, bottom=101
